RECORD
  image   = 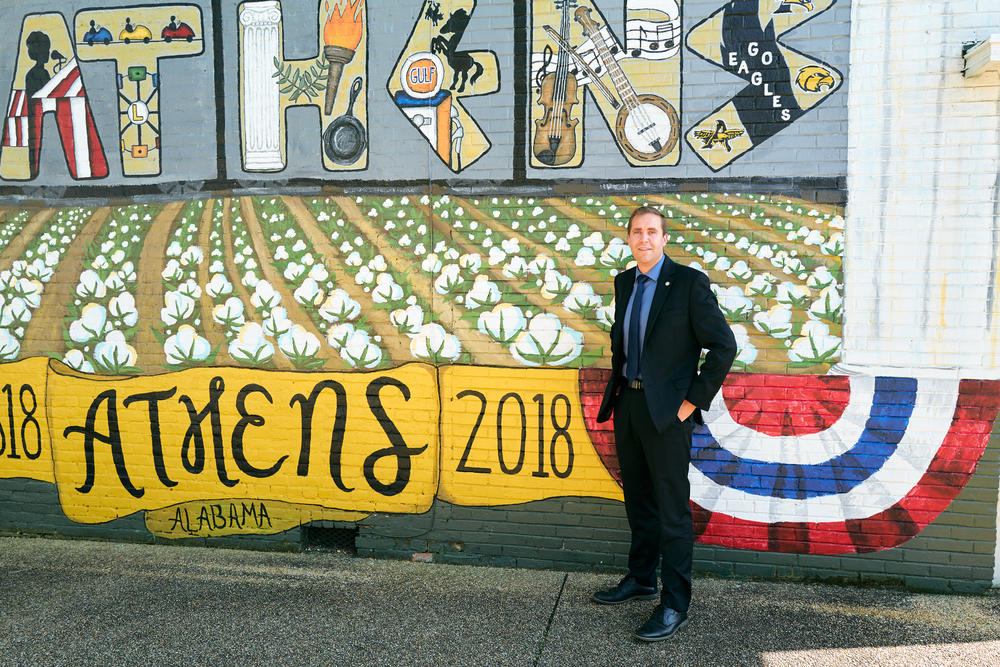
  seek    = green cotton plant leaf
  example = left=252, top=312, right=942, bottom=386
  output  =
left=577, top=347, right=604, bottom=368
left=294, top=356, right=327, bottom=371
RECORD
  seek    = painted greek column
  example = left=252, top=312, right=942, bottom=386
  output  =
left=239, top=1, right=284, bottom=171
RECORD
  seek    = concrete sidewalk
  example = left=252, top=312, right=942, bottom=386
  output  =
left=1, top=536, right=998, bottom=666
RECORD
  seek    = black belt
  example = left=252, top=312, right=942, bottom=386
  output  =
left=625, top=378, right=643, bottom=390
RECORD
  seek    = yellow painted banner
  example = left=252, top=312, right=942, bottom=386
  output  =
left=48, top=362, right=439, bottom=523
left=2, top=359, right=626, bottom=535
left=438, top=366, right=622, bottom=506
left=0, top=358, right=53, bottom=483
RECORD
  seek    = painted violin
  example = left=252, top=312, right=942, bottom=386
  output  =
left=532, top=0, right=579, bottom=167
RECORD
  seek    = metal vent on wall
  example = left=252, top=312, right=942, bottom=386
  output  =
left=304, top=525, right=358, bottom=553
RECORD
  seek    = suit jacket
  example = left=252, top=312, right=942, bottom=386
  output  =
left=596, top=256, right=737, bottom=433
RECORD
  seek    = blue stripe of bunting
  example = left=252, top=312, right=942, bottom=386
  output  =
left=690, top=377, right=918, bottom=499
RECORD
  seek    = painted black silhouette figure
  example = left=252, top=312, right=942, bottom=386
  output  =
left=124, top=17, right=135, bottom=32
left=430, top=9, right=483, bottom=93
left=168, top=15, right=178, bottom=30
left=424, top=1, right=443, bottom=26
left=87, top=20, right=98, bottom=35
left=24, top=31, right=51, bottom=177
left=24, top=31, right=51, bottom=99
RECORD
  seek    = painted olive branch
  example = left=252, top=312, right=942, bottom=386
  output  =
left=272, top=53, right=329, bottom=103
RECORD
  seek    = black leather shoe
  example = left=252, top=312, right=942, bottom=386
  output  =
left=592, top=577, right=658, bottom=605
left=634, top=604, right=688, bottom=642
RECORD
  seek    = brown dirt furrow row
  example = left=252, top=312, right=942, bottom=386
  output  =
left=221, top=199, right=293, bottom=371
left=327, top=195, right=504, bottom=365
left=539, top=200, right=835, bottom=362
left=550, top=199, right=807, bottom=286
left=133, top=201, right=186, bottom=366
left=0, top=208, right=55, bottom=274
left=196, top=200, right=237, bottom=366
left=420, top=199, right=608, bottom=354
left=713, top=193, right=843, bottom=229
left=452, top=197, right=612, bottom=290
left=641, top=195, right=840, bottom=273
left=281, top=196, right=412, bottom=365
left=239, top=197, right=344, bottom=370
left=20, top=207, right=111, bottom=359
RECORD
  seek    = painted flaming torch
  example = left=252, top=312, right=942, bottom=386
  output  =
left=323, top=0, right=364, bottom=115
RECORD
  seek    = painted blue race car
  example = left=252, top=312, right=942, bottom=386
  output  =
left=83, top=26, right=112, bottom=45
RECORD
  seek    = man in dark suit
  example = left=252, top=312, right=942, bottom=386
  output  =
left=594, top=206, right=737, bottom=641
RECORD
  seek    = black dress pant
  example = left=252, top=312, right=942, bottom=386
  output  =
left=614, top=387, right=694, bottom=612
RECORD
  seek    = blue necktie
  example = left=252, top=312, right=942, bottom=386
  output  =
left=626, top=274, right=648, bottom=382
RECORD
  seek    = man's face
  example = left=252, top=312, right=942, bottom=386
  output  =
left=627, top=212, right=666, bottom=268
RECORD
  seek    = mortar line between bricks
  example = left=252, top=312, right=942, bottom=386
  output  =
left=533, top=573, right=568, bottom=667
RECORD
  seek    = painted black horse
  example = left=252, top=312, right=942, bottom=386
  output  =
left=429, top=9, right=483, bottom=93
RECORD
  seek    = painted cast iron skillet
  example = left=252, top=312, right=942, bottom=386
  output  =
left=323, top=76, right=366, bottom=165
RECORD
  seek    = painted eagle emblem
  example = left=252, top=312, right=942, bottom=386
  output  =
left=693, top=119, right=745, bottom=152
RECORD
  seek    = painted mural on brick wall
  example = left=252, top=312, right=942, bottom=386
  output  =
left=528, top=0, right=681, bottom=168
left=0, top=1, right=845, bottom=180
left=1, top=13, right=108, bottom=181
left=0, top=2, right=996, bottom=564
left=0, top=196, right=997, bottom=555
left=74, top=5, right=204, bottom=177
left=388, top=0, right=500, bottom=172
left=240, top=0, right=371, bottom=172
left=686, top=0, right=841, bottom=171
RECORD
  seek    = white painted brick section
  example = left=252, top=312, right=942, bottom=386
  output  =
left=844, top=0, right=1000, bottom=374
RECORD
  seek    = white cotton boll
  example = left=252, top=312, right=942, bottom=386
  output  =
left=488, top=247, right=507, bottom=265
left=371, top=274, right=404, bottom=304
left=205, top=274, right=233, bottom=299
left=69, top=304, right=108, bottom=343
left=433, top=264, right=464, bottom=295
left=510, top=314, right=582, bottom=367
left=582, top=232, right=604, bottom=251
left=464, top=275, right=501, bottom=310
left=164, top=325, right=212, bottom=365
left=390, top=305, right=424, bottom=335
left=409, top=323, right=461, bottom=362
left=293, top=278, right=325, bottom=307
left=421, top=253, right=443, bottom=274
left=574, top=247, right=596, bottom=267
left=62, top=348, right=94, bottom=373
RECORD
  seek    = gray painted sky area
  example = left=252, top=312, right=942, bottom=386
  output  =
left=0, top=0, right=849, bottom=188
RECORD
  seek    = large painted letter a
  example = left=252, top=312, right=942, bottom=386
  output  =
left=0, top=13, right=108, bottom=181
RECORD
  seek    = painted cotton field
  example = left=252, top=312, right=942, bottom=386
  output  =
left=0, top=194, right=843, bottom=375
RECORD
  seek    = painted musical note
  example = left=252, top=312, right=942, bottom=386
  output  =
left=625, top=20, right=680, bottom=60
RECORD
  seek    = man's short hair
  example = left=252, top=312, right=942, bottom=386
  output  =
left=627, top=205, right=668, bottom=234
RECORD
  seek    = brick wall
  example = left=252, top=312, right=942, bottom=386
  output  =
left=0, top=0, right=997, bottom=593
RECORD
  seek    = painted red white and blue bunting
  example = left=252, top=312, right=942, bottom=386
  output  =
left=580, top=370, right=1000, bottom=555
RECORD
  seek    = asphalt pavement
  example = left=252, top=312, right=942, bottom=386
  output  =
left=1, top=536, right=999, bottom=666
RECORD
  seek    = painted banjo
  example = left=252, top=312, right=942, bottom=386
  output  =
left=574, top=7, right=678, bottom=162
